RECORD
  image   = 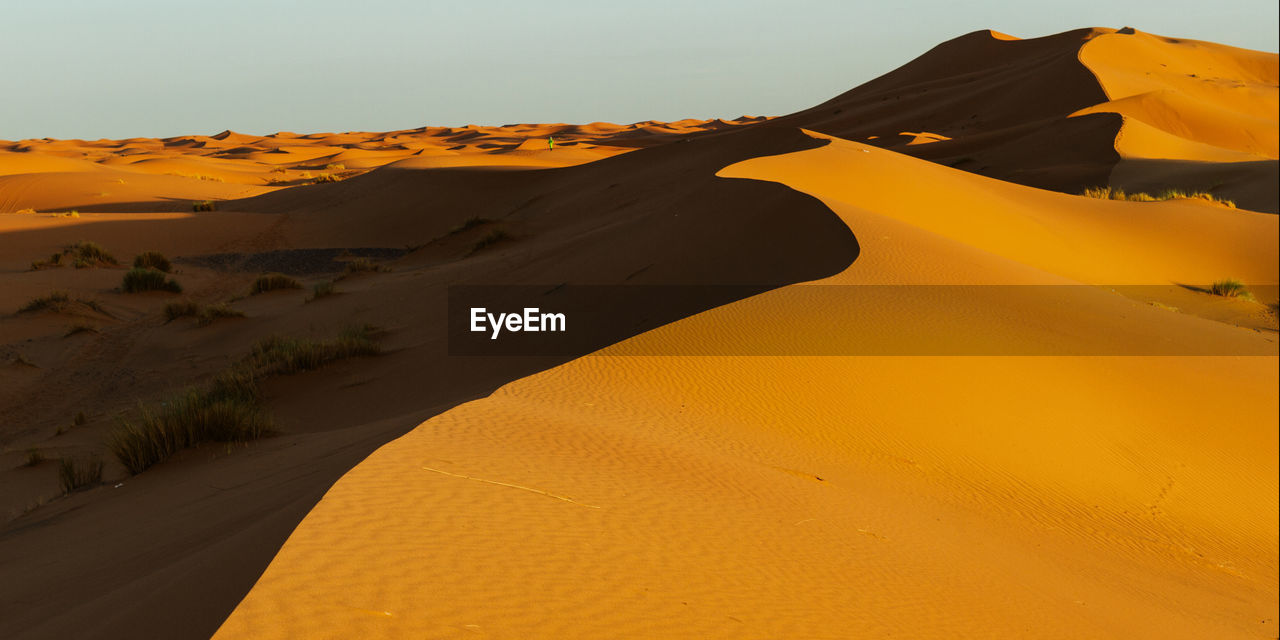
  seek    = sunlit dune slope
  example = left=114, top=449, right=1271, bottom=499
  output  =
left=215, top=132, right=1278, bottom=639
left=772, top=27, right=1278, bottom=212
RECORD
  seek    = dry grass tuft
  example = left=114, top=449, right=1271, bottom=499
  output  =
left=250, top=273, right=302, bottom=295
left=123, top=268, right=182, bottom=293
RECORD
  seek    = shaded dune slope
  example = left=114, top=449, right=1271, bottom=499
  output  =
left=772, top=27, right=1278, bottom=211
left=216, top=132, right=1277, bottom=640
left=0, top=127, right=855, bottom=640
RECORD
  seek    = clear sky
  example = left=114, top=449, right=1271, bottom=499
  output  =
left=2, top=0, right=1276, bottom=140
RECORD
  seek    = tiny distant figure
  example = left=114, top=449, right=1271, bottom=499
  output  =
left=548, top=136, right=555, bottom=151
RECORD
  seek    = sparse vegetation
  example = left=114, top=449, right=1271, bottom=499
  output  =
left=108, top=378, right=270, bottom=475
left=247, top=324, right=381, bottom=376
left=58, top=456, right=103, bottom=493
left=250, top=273, right=302, bottom=295
left=65, top=321, right=97, bottom=336
left=192, top=200, right=216, bottom=212
left=23, top=448, right=44, bottom=467
left=164, top=299, right=201, bottom=322
left=309, top=280, right=336, bottom=301
left=1209, top=279, right=1253, bottom=300
left=167, top=172, right=224, bottom=182
left=68, top=241, right=117, bottom=265
left=133, top=251, right=172, bottom=272
left=19, top=291, right=71, bottom=313
left=324, top=163, right=345, bottom=171
left=122, top=268, right=182, bottom=293
left=469, top=229, right=511, bottom=255
left=343, top=257, right=387, bottom=274
left=31, top=252, right=64, bottom=270
left=198, top=303, right=245, bottom=326
left=108, top=325, right=381, bottom=474
left=311, top=173, right=342, bottom=184
left=1081, top=186, right=1236, bottom=208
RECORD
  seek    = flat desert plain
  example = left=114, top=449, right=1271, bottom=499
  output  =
left=1, top=27, right=1276, bottom=640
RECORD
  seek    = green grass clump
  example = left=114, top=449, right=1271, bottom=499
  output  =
left=69, top=241, right=117, bottom=265
left=107, top=326, right=380, bottom=475
left=19, top=291, right=71, bottom=313
left=1081, top=186, right=1236, bottom=207
left=108, top=382, right=270, bottom=475
left=309, top=280, right=336, bottom=301
left=123, top=268, right=182, bottom=293
left=198, top=303, right=245, bottom=326
left=343, top=258, right=387, bottom=274
left=192, top=200, right=216, bottom=212
left=250, top=273, right=302, bottom=295
left=1209, top=279, right=1253, bottom=299
left=247, top=324, right=380, bottom=376
left=58, top=456, right=103, bottom=493
left=133, top=251, right=172, bottom=272
left=468, top=229, right=511, bottom=255
left=31, top=253, right=64, bottom=270
left=164, top=299, right=201, bottom=321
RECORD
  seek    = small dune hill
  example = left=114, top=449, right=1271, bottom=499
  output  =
left=771, top=27, right=1279, bottom=212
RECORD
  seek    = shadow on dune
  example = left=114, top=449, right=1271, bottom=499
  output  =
left=0, top=126, right=859, bottom=640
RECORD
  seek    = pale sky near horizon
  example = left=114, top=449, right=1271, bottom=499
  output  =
left=2, top=0, right=1276, bottom=140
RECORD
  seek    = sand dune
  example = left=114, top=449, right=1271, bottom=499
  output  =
left=215, top=132, right=1277, bottom=639
left=0, top=25, right=1275, bottom=640
left=772, top=27, right=1279, bottom=212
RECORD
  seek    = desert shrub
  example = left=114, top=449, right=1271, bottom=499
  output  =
left=311, top=173, right=341, bottom=184
left=19, top=291, right=71, bottom=313
left=197, top=303, right=245, bottom=326
left=192, top=200, right=215, bottom=212
left=250, top=273, right=302, bottom=295
left=133, top=251, right=172, bottom=272
left=107, top=325, right=379, bottom=475
left=1081, top=186, right=1235, bottom=207
left=24, top=448, right=44, bottom=467
left=324, top=163, right=345, bottom=171
left=1209, top=279, right=1253, bottom=299
left=309, top=280, right=336, bottom=301
left=164, top=299, right=201, bottom=321
left=469, top=229, right=510, bottom=255
left=248, top=324, right=380, bottom=376
left=58, top=456, right=103, bottom=493
left=123, top=268, right=182, bottom=293
left=69, top=241, right=117, bottom=265
left=344, top=258, right=387, bottom=274
left=108, top=387, right=270, bottom=475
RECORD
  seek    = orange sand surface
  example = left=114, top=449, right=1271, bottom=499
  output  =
left=215, top=134, right=1277, bottom=639
left=1, top=26, right=1275, bottom=640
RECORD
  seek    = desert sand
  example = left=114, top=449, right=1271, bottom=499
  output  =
left=1, top=27, right=1276, bottom=640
